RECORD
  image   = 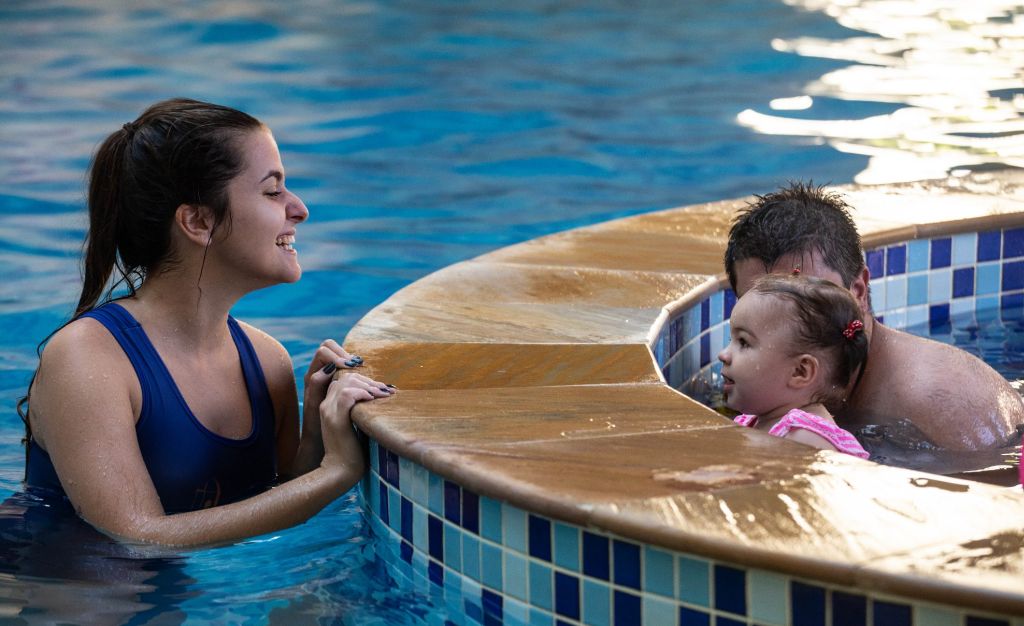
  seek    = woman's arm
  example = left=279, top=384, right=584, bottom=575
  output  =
left=30, top=320, right=384, bottom=548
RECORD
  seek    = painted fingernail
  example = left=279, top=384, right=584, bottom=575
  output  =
left=385, top=384, right=397, bottom=389
left=321, top=362, right=337, bottom=375
left=351, top=355, right=364, bottom=363
left=344, top=359, right=359, bottom=367
left=379, top=386, right=392, bottom=393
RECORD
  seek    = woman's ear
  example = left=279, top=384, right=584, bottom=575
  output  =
left=789, top=354, right=819, bottom=390
left=174, top=203, right=216, bottom=247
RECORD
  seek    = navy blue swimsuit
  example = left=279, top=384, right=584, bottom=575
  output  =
left=25, top=303, right=278, bottom=513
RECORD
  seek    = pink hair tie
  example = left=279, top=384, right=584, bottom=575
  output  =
left=842, top=319, right=864, bottom=340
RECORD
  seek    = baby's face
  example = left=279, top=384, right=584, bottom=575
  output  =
left=717, top=292, right=802, bottom=416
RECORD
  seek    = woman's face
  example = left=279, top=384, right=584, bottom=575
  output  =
left=216, top=128, right=309, bottom=289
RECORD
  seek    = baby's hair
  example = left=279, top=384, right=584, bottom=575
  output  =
left=749, top=274, right=868, bottom=404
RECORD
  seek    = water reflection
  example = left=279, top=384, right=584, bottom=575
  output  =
left=739, top=0, right=1024, bottom=184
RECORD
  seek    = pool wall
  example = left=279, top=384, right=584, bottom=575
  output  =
left=349, top=172, right=1024, bottom=626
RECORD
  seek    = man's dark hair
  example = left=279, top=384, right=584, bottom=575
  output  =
left=724, top=182, right=865, bottom=291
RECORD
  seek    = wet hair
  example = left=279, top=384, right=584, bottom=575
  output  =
left=17, top=98, right=263, bottom=439
left=724, top=182, right=865, bottom=292
left=750, top=274, right=869, bottom=406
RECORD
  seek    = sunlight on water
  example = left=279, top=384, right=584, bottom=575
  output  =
left=739, top=0, right=1024, bottom=184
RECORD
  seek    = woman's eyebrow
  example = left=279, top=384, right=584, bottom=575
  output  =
left=259, top=170, right=283, bottom=184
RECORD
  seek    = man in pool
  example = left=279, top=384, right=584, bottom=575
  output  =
left=724, top=182, right=1024, bottom=451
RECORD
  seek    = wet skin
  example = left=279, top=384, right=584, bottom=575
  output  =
left=732, top=251, right=1024, bottom=450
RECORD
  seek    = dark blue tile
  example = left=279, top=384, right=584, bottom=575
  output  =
left=713, top=564, right=746, bottom=616
left=1004, top=227, right=1024, bottom=259
left=978, top=230, right=1001, bottom=261
left=483, top=611, right=503, bottom=626
left=701, top=299, right=710, bottom=330
left=792, top=581, right=826, bottom=626
left=482, top=589, right=503, bottom=624
left=866, top=249, right=884, bottom=277
left=444, top=480, right=461, bottom=524
left=679, top=606, right=710, bottom=626
left=529, top=515, right=552, bottom=561
left=465, top=600, right=483, bottom=625
left=872, top=601, right=911, bottom=626
left=1003, top=260, right=1024, bottom=291
left=724, top=289, right=737, bottom=320
left=1002, top=292, right=1024, bottom=321
left=390, top=449, right=402, bottom=486
left=554, top=572, right=580, bottom=620
left=428, top=561, right=444, bottom=587
left=700, top=333, right=710, bottom=367
left=556, top=621, right=573, bottom=626
left=929, top=303, right=950, bottom=333
left=400, top=540, right=413, bottom=564
left=966, top=617, right=1010, bottom=626
left=582, top=532, right=610, bottom=580
left=953, top=267, right=975, bottom=298
left=462, top=489, right=480, bottom=534
left=428, top=514, right=443, bottom=561
left=377, top=444, right=387, bottom=480
left=612, top=540, right=641, bottom=590
left=886, top=245, right=906, bottom=276
left=379, top=483, right=389, bottom=525
left=831, top=591, right=866, bottom=626
left=717, top=618, right=746, bottom=626
left=401, top=496, right=413, bottom=541
left=931, top=238, right=952, bottom=269
left=613, top=590, right=640, bottom=626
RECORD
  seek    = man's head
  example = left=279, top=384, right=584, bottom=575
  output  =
left=724, top=182, right=871, bottom=312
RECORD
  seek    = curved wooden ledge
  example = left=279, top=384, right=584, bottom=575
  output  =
left=347, top=171, right=1024, bottom=615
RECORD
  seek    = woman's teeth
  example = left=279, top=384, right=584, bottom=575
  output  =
left=276, top=235, right=295, bottom=251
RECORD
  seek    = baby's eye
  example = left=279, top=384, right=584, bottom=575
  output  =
left=738, top=337, right=750, bottom=348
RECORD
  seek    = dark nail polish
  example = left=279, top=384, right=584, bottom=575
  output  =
left=378, top=386, right=391, bottom=393
left=344, top=359, right=359, bottom=367
left=385, top=384, right=396, bottom=389
left=351, top=355, right=364, bottom=363
left=321, top=362, right=337, bottom=375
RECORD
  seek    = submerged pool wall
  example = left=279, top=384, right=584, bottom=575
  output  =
left=348, top=172, right=1024, bottom=626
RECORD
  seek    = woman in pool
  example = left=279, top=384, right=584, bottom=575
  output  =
left=718, top=273, right=870, bottom=459
left=17, top=98, right=389, bottom=546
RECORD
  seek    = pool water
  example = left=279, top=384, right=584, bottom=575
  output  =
left=0, top=0, right=1020, bottom=623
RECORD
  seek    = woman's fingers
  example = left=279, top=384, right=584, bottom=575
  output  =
left=306, top=340, right=364, bottom=383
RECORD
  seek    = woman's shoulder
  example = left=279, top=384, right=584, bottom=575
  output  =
left=232, top=319, right=294, bottom=377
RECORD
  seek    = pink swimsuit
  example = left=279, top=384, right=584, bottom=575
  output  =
left=734, top=408, right=870, bottom=459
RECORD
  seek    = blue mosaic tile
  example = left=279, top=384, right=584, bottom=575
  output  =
left=463, top=534, right=481, bottom=582
left=748, top=569, right=787, bottom=625
left=872, top=600, right=911, bottom=626
left=529, top=515, right=552, bottom=561
left=642, top=596, right=675, bottom=626
left=583, top=580, right=611, bottom=626
left=480, top=497, right=502, bottom=543
left=429, top=472, right=444, bottom=515
left=679, top=606, right=710, bottom=626
left=907, top=239, right=929, bottom=271
left=504, top=597, right=529, bottom=626
left=714, top=564, right=746, bottom=616
left=388, top=486, right=401, bottom=531
left=429, top=560, right=444, bottom=587
left=400, top=540, right=413, bottom=564
left=1002, top=292, right=1024, bottom=320
left=613, top=590, right=641, bottom=626
left=965, top=617, right=1010, bottom=626
left=700, top=333, right=710, bottom=368
left=613, top=540, right=641, bottom=590
left=931, top=237, right=952, bottom=268
left=529, top=608, right=552, bottom=626
left=482, top=589, right=503, bottom=625
left=428, top=514, right=444, bottom=561
left=978, top=230, right=1001, bottom=261
left=413, top=504, right=428, bottom=552
left=505, top=552, right=528, bottom=601
left=791, top=581, right=825, bottom=626
left=643, top=546, right=674, bottom=598
left=379, top=482, right=390, bottom=525
left=831, top=591, right=866, bottom=626
left=677, top=556, right=710, bottom=607
left=717, top=618, right=745, bottom=626
left=444, top=523, right=462, bottom=571
left=529, top=561, right=553, bottom=611
left=368, top=474, right=380, bottom=514
left=887, top=244, right=906, bottom=275
left=701, top=299, right=710, bottom=330
left=886, top=276, right=907, bottom=309
left=953, top=232, right=976, bottom=266
left=401, top=496, right=413, bottom=542
left=553, top=523, right=580, bottom=571
left=462, top=489, right=479, bottom=534
left=1005, top=227, right=1024, bottom=259
left=583, top=531, right=610, bottom=580
left=710, top=291, right=724, bottom=326
left=929, top=303, right=950, bottom=332
left=977, top=263, right=1000, bottom=295
left=724, top=289, right=737, bottom=319
left=929, top=268, right=952, bottom=302
left=1003, top=260, right=1024, bottom=291
left=907, top=274, right=928, bottom=306
left=977, top=295, right=999, bottom=322
left=504, top=504, right=528, bottom=553
left=554, top=572, right=580, bottom=620
left=866, top=248, right=884, bottom=277
left=444, top=480, right=462, bottom=525
left=913, top=607, right=959, bottom=626
left=481, top=542, right=503, bottom=591
left=953, top=267, right=974, bottom=298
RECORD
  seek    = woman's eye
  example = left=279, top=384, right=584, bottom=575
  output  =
left=265, top=190, right=283, bottom=198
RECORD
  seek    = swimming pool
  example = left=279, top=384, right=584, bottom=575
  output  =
left=1, top=0, right=1020, bottom=623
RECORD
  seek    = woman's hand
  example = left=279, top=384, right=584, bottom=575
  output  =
left=319, top=372, right=393, bottom=474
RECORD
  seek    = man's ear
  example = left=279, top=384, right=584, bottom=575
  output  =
left=849, top=266, right=871, bottom=314
left=789, top=354, right=819, bottom=390
left=174, top=203, right=216, bottom=247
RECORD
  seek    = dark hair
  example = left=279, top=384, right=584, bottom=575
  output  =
left=17, top=98, right=263, bottom=438
left=724, top=182, right=865, bottom=292
left=750, top=274, right=869, bottom=406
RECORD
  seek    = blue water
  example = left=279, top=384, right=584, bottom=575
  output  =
left=0, top=0, right=1003, bottom=623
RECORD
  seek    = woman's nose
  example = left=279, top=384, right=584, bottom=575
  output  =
left=288, top=191, right=309, bottom=223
